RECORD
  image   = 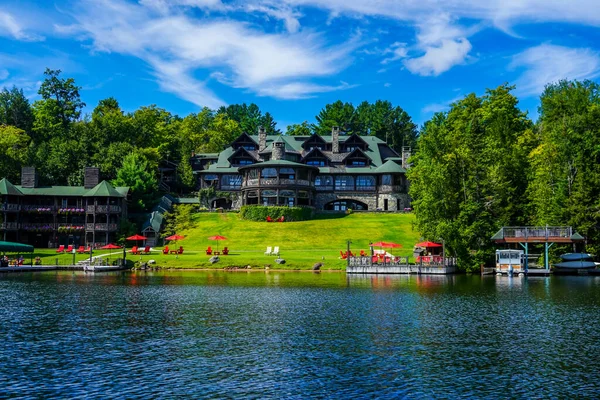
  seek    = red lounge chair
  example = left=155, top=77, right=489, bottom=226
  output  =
left=66, top=245, right=73, bottom=253
left=340, top=251, right=347, bottom=260
left=130, top=246, right=139, bottom=255
left=266, top=216, right=273, bottom=222
left=177, top=246, right=184, bottom=255
left=76, top=246, right=85, bottom=253
left=372, top=255, right=378, bottom=263
left=142, top=246, right=150, bottom=254
left=206, top=247, right=212, bottom=255
left=162, top=246, right=169, bottom=255
left=84, top=246, right=91, bottom=253
left=56, top=245, right=65, bottom=253
left=222, top=247, right=229, bottom=255
left=277, top=216, right=284, bottom=222
left=360, top=250, right=366, bottom=257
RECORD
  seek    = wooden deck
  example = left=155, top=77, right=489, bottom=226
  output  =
left=492, top=226, right=584, bottom=243
left=347, top=256, right=457, bottom=275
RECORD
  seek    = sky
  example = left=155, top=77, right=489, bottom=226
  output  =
left=1, top=0, right=600, bottom=129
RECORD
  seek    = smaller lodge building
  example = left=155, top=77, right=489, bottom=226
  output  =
left=192, top=126, right=411, bottom=211
left=0, top=167, right=129, bottom=248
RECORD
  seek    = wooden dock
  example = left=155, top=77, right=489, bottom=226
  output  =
left=347, top=256, right=457, bottom=275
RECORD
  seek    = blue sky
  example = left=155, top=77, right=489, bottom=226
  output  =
left=1, top=0, right=600, bottom=129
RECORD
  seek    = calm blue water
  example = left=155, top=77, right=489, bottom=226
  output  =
left=1, top=271, right=600, bottom=398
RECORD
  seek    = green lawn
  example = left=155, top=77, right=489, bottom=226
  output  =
left=29, top=212, right=420, bottom=270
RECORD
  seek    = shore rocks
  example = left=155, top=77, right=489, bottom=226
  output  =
left=313, top=262, right=323, bottom=271
left=209, top=256, right=220, bottom=264
left=275, top=258, right=286, bottom=265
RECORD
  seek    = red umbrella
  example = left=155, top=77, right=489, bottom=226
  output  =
left=208, top=235, right=227, bottom=252
left=126, top=234, right=147, bottom=248
left=100, top=243, right=121, bottom=265
left=415, top=241, right=442, bottom=248
left=101, top=243, right=121, bottom=249
left=165, top=234, right=185, bottom=241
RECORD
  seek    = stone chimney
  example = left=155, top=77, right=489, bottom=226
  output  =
left=331, top=126, right=340, bottom=153
left=258, top=126, right=267, bottom=151
left=272, top=142, right=285, bottom=161
left=21, top=167, right=38, bottom=188
left=401, top=146, right=412, bottom=169
left=84, top=167, right=100, bottom=189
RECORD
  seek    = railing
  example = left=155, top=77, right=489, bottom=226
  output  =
left=21, top=223, right=55, bottom=231
left=87, top=205, right=122, bottom=213
left=0, top=222, right=20, bottom=230
left=86, top=223, right=119, bottom=231
left=244, top=178, right=313, bottom=187
left=348, top=256, right=457, bottom=268
left=333, top=186, right=356, bottom=191
left=502, top=226, right=572, bottom=239
left=355, top=185, right=376, bottom=192
left=315, top=185, right=334, bottom=191
left=21, top=205, right=56, bottom=212
left=0, top=203, right=21, bottom=211
left=220, top=185, right=241, bottom=190
left=379, top=185, right=402, bottom=193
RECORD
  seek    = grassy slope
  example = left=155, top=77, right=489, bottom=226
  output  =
left=29, top=212, right=420, bottom=270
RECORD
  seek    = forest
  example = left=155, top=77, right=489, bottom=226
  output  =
left=1, top=69, right=599, bottom=268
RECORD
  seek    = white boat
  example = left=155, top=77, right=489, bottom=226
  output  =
left=83, top=264, right=131, bottom=272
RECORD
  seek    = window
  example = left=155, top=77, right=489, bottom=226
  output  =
left=297, top=169, right=309, bottom=180
left=242, top=145, right=256, bottom=151
left=307, top=160, right=325, bottom=166
left=315, top=175, right=333, bottom=187
left=335, top=175, right=354, bottom=190
left=349, top=160, right=366, bottom=166
left=248, top=169, right=260, bottom=179
left=261, top=168, right=277, bottom=178
left=238, top=159, right=253, bottom=165
left=356, top=176, right=375, bottom=190
left=280, top=168, right=295, bottom=180
left=381, top=175, right=392, bottom=185
left=221, top=175, right=242, bottom=189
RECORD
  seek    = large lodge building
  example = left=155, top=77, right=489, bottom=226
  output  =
left=0, top=167, right=128, bottom=247
left=192, top=127, right=411, bottom=211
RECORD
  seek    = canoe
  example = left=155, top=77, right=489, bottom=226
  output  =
left=560, top=253, right=594, bottom=261
left=553, top=261, right=597, bottom=269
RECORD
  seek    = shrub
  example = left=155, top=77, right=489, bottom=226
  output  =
left=239, top=205, right=313, bottom=222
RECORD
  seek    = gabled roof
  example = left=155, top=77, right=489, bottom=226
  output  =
left=301, top=133, right=327, bottom=149
left=228, top=147, right=259, bottom=162
left=343, top=147, right=372, bottom=161
left=230, top=132, right=259, bottom=148
left=238, top=159, right=319, bottom=171
left=343, top=132, right=369, bottom=147
left=374, top=160, right=407, bottom=174
left=0, top=178, right=23, bottom=196
left=259, top=135, right=301, bottom=154
left=83, top=181, right=127, bottom=197
left=301, top=147, right=329, bottom=162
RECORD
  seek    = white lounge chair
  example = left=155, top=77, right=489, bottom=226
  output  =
left=272, top=246, right=280, bottom=256
left=264, top=246, right=272, bottom=255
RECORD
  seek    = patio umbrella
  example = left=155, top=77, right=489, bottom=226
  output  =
left=208, top=235, right=227, bottom=252
left=165, top=234, right=185, bottom=241
left=415, top=241, right=442, bottom=248
left=382, top=242, right=402, bottom=256
left=126, top=234, right=147, bottom=248
left=100, top=243, right=121, bottom=265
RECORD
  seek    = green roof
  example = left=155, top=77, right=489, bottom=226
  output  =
left=18, top=185, right=90, bottom=196
left=374, top=160, right=407, bottom=174
left=239, top=160, right=319, bottom=171
left=83, top=181, right=127, bottom=197
left=0, top=178, right=23, bottom=196
left=174, top=197, right=200, bottom=204
left=0, top=241, right=34, bottom=253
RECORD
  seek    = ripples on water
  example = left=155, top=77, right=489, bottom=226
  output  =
left=1, top=272, right=600, bottom=398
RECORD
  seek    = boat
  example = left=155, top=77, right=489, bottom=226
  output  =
left=83, top=264, right=132, bottom=272
left=560, top=253, right=594, bottom=261
left=553, top=261, right=597, bottom=269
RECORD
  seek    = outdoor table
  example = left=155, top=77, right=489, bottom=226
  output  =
left=170, top=250, right=178, bottom=254
left=213, top=251, right=221, bottom=255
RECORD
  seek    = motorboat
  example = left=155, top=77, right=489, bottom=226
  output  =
left=560, top=253, right=594, bottom=261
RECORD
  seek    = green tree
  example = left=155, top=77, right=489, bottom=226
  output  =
left=0, top=86, right=34, bottom=134
left=112, top=152, right=158, bottom=211
left=409, top=84, right=534, bottom=270
left=313, top=100, right=355, bottom=135
left=218, top=103, right=279, bottom=134
left=528, top=80, right=600, bottom=254
left=285, top=121, right=313, bottom=136
left=0, top=126, right=31, bottom=181
left=162, top=204, right=196, bottom=238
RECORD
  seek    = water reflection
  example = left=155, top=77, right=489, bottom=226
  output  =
left=1, top=271, right=600, bottom=397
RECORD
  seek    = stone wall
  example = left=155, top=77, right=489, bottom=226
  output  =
left=315, top=192, right=410, bottom=211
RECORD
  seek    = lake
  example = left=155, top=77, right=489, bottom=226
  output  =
left=1, top=271, right=600, bottom=398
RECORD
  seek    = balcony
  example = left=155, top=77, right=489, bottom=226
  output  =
left=86, top=223, right=119, bottom=232
left=0, top=222, right=19, bottom=230
left=315, top=185, right=334, bottom=191
left=21, top=223, right=54, bottom=232
left=379, top=185, right=403, bottom=193
left=87, top=205, right=122, bottom=213
left=0, top=203, right=21, bottom=212
left=220, top=185, right=241, bottom=191
left=22, top=205, right=55, bottom=213
left=243, top=178, right=313, bottom=188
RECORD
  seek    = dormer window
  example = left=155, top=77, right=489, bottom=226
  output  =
left=238, top=159, right=253, bottom=165
left=307, top=160, right=325, bottom=166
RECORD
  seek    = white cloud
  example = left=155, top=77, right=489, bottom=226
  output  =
left=511, top=44, right=600, bottom=96
left=381, top=42, right=408, bottom=64
left=0, top=10, right=44, bottom=41
left=404, top=38, right=472, bottom=76
left=61, top=0, right=356, bottom=107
